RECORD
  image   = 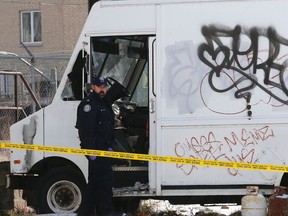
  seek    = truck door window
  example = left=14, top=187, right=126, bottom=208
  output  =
left=130, top=63, right=148, bottom=107
left=62, top=51, right=88, bottom=100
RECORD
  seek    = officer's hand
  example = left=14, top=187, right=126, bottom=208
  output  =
left=89, top=156, right=97, bottom=160
left=108, top=147, right=113, bottom=151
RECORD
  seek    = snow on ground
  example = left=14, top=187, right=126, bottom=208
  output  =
left=36, top=200, right=241, bottom=216
left=138, top=199, right=241, bottom=216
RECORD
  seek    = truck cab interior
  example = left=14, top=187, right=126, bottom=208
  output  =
left=62, top=35, right=151, bottom=167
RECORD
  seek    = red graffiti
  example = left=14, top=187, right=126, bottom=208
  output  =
left=224, top=126, right=274, bottom=150
left=174, top=126, right=274, bottom=176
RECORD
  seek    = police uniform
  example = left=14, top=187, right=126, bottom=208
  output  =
left=76, top=81, right=115, bottom=216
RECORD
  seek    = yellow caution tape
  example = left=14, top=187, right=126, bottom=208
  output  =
left=1, top=142, right=288, bottom=172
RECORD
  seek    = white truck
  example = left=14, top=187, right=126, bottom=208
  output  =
left=7, top=0, right=288, bottom=213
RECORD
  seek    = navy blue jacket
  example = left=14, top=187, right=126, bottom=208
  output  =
left=75, top=92, right=115, bottom=150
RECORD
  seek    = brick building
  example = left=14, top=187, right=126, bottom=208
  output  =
left=0, top=0, right=89, bottom=55
left=0, top=0, right=92, bottom=141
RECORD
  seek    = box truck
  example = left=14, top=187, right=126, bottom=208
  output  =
left=7, top=0, right=288, bottom=213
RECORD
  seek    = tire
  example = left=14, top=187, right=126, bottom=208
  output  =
left=35, top=167, right=86, bottom=214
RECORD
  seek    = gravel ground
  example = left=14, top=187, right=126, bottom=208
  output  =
left=0, top=201, right=242, bottom=216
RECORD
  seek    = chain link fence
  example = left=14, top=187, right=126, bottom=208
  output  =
left=0, top=54, right=70, bottom=141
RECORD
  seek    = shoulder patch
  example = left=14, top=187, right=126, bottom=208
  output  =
left=83, top=104, right=91, bottom=112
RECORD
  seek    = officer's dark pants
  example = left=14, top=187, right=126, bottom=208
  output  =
left=79, top=157, right=113, bottom=216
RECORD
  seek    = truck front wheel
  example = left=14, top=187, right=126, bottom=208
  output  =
left=35, top=167, right=86, bottom=213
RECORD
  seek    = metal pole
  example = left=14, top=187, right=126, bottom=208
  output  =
left=31, top=56, right=36, bottom=113
left=0, top=71, right=42, bottom=110
left=0, top=51, right=51, bottom=82
left=21, top=42, right=36, bottom=113
left=14, top=74, right=18, bottom=122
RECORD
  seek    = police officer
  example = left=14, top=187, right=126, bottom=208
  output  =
left=76, top=77, right=115, bottom=216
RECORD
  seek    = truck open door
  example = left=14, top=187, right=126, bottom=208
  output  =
left=148, top=37, right=157, bottom=194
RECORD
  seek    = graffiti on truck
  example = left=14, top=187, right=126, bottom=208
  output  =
left=165, top=25, right=288, bottom=115
left=198, top=25, right=288, bottom=104
left=174, top=125, right=275, bottom=176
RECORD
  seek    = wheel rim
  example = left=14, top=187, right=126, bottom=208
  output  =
left=47, top=180, right=82, bottom=212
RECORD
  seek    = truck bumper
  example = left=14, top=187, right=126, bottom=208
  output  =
left=6, top=173, right=39, bottom=189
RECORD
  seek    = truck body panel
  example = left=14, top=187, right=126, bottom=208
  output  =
left=10, top=110, right=44, bottom=173
left=157, top=0, right=288, bottom=192
left=8, top=0, right=288, bottom=213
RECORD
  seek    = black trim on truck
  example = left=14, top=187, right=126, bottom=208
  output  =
left=6, top=174, right=39, bottom=189
left=161, top=184, right=274, bottom=190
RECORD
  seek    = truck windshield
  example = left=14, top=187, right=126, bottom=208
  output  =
left=92, top=51, right=136, bottom=86
left=91, top=37, right=147, bottom=88
left=62, top=36, right=148, bottom=101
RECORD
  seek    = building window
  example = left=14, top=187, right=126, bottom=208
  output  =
left=21, top=11, right=42, bottom=44
left=0, top=74, right=13, bottom=98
